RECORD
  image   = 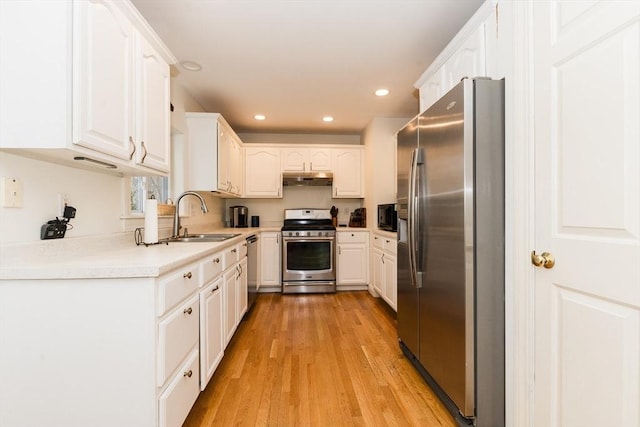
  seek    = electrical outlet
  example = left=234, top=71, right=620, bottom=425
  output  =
left=1, top=177, right=23, bottom=208
left=57, top=193, right=69, bottom=216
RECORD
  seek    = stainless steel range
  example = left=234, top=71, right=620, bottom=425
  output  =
left=281, top=209, right=336, bottom=294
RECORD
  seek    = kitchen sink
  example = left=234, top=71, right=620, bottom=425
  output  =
left=163, top=233, right=241, bottom=243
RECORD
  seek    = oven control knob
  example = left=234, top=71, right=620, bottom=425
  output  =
left=295, top=232, right=299, bottom=237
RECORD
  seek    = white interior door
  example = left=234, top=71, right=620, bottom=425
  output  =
left=533, top=2, right=640, bottom=427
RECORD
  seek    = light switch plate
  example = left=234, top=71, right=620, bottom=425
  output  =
left=1, top=177, right=23, bottom=208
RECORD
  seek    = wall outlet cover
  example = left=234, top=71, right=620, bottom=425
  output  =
left=1, top=177, right=23, bottom=208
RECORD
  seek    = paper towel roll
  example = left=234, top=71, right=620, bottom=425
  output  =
left=144, top=198, right=159, bottom=244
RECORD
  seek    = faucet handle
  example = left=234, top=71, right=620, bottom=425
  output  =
left=183, top=227, right=189, bottom=237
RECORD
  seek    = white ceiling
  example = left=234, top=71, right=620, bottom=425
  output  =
left=132, top=0, right=484, bottom=134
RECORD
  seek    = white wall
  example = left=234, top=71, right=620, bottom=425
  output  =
left=0, top=152, right=124, bottom=243
left=225, top=186, right=362, bottom=228
left=363, top=117, right=410, bottom=226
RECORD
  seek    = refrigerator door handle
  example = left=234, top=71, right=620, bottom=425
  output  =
left=408, top=148, right=423, bottom=289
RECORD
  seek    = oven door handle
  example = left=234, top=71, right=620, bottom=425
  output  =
left=281, top=237, right=335, bottom=242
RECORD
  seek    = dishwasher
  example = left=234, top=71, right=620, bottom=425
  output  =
left=245, top=234, right=259, bottom=311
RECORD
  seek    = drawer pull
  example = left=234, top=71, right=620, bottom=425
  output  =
left=386, top=240, right=390, bottom=243
left=183, top=272, right=193, bottom=279
left=231, top=249, right=237, bottom=253
left=183, top=370, right=193, bottom=378
left=212, top=285, right=219, bottom=293
left=183, top=307, right=193, bottom=315
left=213, top=257, right=220, bottom=264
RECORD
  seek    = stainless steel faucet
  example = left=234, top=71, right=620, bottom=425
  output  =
left=172, top=191, right=209, bottom=238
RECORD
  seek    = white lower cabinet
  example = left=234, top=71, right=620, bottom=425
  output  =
left=259, top=231, right=281, bottom=289
left=158, top=349, right=200, bottom=427
left=157, top=294, right=200, bottom=385
left=199, top=277, right=224, bottom=391
left=222, top=242, right=247, bottom=347
left=336, top=231, right=369, bottom=286
left=0, top=237, right=253, bottom=427
left=223, top=265, right=238, bottom=346
left=371, top=233, right=397, bottom=311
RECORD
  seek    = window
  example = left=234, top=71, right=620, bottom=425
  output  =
left=130, top=176, right=169, bottom=214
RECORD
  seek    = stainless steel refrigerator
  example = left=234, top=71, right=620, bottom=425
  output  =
left=397, top=78, right=504, bottom=426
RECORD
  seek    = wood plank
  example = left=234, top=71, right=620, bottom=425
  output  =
left=184, top=291, right=456, bottom=426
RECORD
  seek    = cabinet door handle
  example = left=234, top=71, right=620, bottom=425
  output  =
left=382, top=253, right=385, bottom=264
left=212, top=285, right=219, bottom=293
left=213, top=257, right=220, bottom=264
left=183, top=370, right=193, bottom=378
left=183, top=272, right=193, bottom=279
left=243, top=242, right=247, bottom=247
left=276, top=235, right=279, bottom=244
left=183, top=307, right=193, bottom=315
left=140, top=141, right=148, bottom=163
left=231, top=248, right=237, bottom=253
left=128, top=136, right=136, bottom=160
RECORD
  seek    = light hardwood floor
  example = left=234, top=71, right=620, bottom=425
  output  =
left=183, top=291, right=456, bottom=426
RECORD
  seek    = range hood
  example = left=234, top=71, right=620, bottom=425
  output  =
left=282, top=172, right=333, bottom=187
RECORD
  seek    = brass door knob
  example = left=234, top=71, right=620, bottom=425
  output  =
left=531, top=251, right=555, bottom=269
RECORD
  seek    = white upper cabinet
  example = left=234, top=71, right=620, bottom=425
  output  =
left=245, top=147, right=282, bottom=197
left=282, top=147, right=332, bottom=172
left=0, top=0, right=175, bottom=175
left=186, top=113, right=243, bottom=197
left=73, top=0, right=135, bottom=161
left=332, top=148, right=364, bottom=198
left=443, top=24, right=486, bottom=89
left=135, top=34, right=171, bottom=172
left=415, top=1, right=497, bottom=113
left=308, top=148, right=332, bottom=171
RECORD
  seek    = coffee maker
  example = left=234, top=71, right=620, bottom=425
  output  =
left=230, top=206, right=249, bottom=228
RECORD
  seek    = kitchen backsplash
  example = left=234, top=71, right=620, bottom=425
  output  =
left=225, top=186, right=362, bottom=227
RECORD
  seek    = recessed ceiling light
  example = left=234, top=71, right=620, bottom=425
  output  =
left=254, top=114, right=266, bottom=121
left=180, top=61, right=202, bottom=71
left=322, top=116, right=334, bottom=122
left=375, top=88, right=390, bottom=97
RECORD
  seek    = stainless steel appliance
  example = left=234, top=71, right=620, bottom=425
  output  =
left=377, top=203, right=397, bottom=232
left=397, top=78, right=505, bottom=427
left=281, top=209, right=336, bottom=294
left=245, top=234, right=259, bottom=311
left=230, top=206, right=248, bottom=228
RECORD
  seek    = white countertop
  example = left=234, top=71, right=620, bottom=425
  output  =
left=0, top=226, right=391, bottom=281
left=0, top=228, right=271, bottom=280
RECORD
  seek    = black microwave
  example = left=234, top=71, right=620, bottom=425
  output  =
left=377, top=203, right=397, bottom=232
